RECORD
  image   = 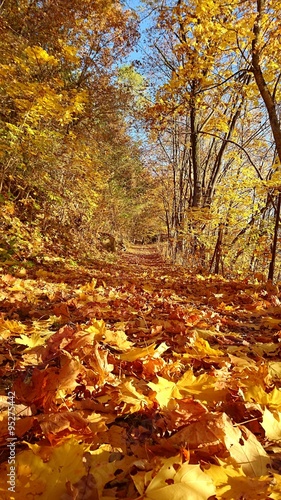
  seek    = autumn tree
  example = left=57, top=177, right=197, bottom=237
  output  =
left=0, top=0, right=146, bottom=259
left=239, top=0, right=281, bottom=279
left=142, top=0, right=254, bottom=266
left=139, top=0, right=281, bottom=277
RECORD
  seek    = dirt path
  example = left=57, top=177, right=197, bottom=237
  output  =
left=119, top=244, right=167, bottom=267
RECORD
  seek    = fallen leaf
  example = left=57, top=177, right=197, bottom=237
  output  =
left=133, top=455, right=216, bottom=500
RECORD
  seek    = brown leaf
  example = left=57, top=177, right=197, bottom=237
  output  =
left=63, top=474, right=99, bottom=500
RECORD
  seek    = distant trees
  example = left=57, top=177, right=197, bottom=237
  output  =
left=142, top=0, right=281, bottom=279
left=0, top=0, right=160, bottom=260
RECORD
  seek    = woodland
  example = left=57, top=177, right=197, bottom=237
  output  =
left=1, top=0, right=281, bottom=499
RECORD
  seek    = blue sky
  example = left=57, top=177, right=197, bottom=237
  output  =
left=122, top=0, right=154, bottom=66
left=124, top=0, right=141, bottom=9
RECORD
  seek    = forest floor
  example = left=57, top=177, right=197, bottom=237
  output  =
left=1, top=244, right=281, bottom=499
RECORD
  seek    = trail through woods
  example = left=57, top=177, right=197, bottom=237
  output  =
left=1, top=246, right=281, bottom=499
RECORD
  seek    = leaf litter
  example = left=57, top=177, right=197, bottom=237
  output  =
left=1, top=245, right=281, bottom=499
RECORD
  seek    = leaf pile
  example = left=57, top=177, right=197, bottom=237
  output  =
left=1, top=246, right=281, bottom=499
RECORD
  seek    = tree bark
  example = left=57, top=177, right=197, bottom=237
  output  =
left=268, top=193, right=281, bottom=280
left=190, top=95, right=202, bottom=207
left=252, top=0, right=281, bottom=162
left=252, top=0, right=281, bottom=281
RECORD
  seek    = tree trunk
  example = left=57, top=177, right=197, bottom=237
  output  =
left=210, top=224, right=224, bottom=275
left=190, top=95, right=202, bottom=207
left=252, top=0, right=281, bottom=281
left=268, top=193, right=281, bottom=280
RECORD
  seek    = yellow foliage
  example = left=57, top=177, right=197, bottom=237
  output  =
left=206, top=459, right=271, bottom=499
left=133, top=455, right=216, bottom=500
left=0, top=439, right=85, bottom=499
left=24, top=46, right=59, bottom=66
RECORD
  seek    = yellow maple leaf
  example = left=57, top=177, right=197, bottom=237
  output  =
left=268, top=362, right=281, bottom=381
left=119, top=342, right=168, bottom=361
left=0, top=439, right=85, bottom=499
left=117, top=379, right=152, bottom=413
left=84, top=319, right=107, bottom=339
left=103, top=329, right=133, bottom=350
left=148, top=376, right=182, bottom=408
left=133, top=455, right=216, bottom=500
left=177, top=369, right=228, bottom=404
left=182, top=334, right=224, bottom=359
left=244, top=386, right=281, bottom=409
left=206, top=458, right=271, bottom=499
left=0, top=319, right=25, bottom=339
left=261, top=408, right=281, bottom=443
left=15, top=331, right=52, bottom=349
